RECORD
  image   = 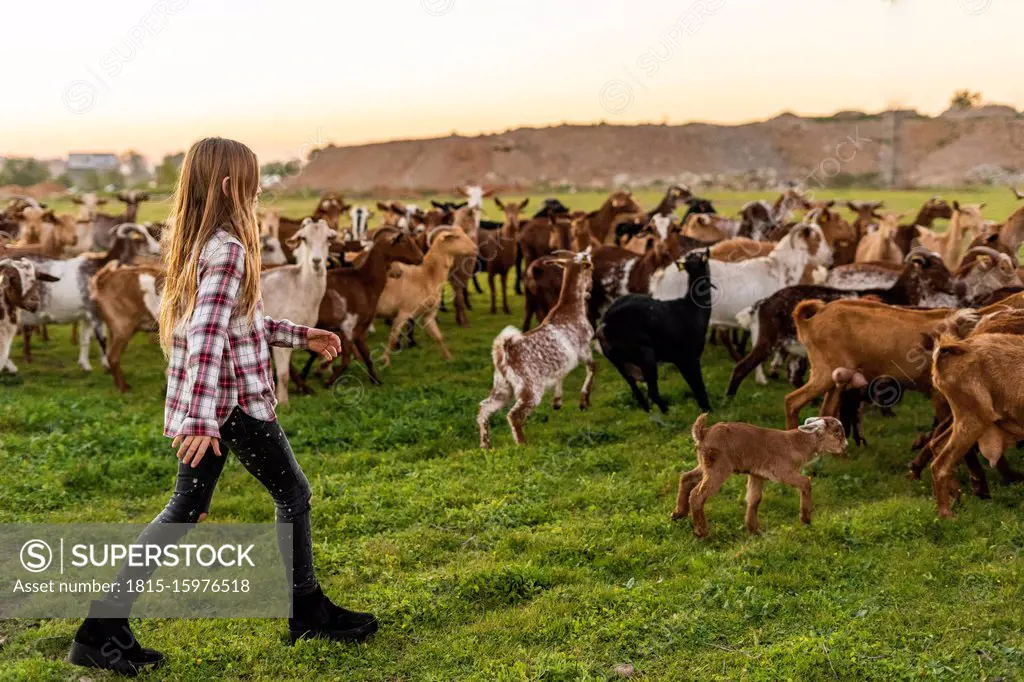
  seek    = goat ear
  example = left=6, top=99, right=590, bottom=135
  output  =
left=520, top=198, right=530, bottom=210
left=97, top=198, right=108, bottom=205
left=71, top=196, right=83, bottom=205
left=482, top=187, right=496, bottom=198
left=979, top=203, right=987, bottom=210
left=38, top=272, right=60, bottom=283
left=286, top=235, right=301, bottom=249
left=455, top=185, right=468, bottom=197
left=494, top=196, right=505, bottom=211
left=953, top=200, right=961, bottom=212
left=376, top=202, right=391, bottom=212
left=920, top=333, right=935, bottom=353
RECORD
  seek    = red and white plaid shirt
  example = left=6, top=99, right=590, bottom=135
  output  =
left=164, top=230, right=310, bottom=439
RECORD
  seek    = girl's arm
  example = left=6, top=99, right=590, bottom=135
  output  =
left=264, top=317, right=311, bottom=349
left=177, top=240, right=244, bottom=439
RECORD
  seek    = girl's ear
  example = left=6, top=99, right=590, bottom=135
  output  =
left=221, top=176, right=231, bottom=197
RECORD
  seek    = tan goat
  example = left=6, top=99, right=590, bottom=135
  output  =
left=671, top=413, right=848, bottom=537
left=915, top=202, right=986, bottom=270
left=376, top=226, right=478, bottom=366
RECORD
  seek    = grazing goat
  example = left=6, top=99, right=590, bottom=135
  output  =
left=0, top=259, right=59, bottom=374
left=671, top=414, right=848, bottom=537
left=597, top=249, right=714, bottom=413
left=308, top=227, right=424, bottom=386
left=479, top=196, right=528, bottom=314
left=376, top=227, right=478, bottom=366
left=478, top=250, right=595, bottom=448
left=652, top=222, right=833, bottom=336
left=260, top=218, right=336, bottom=404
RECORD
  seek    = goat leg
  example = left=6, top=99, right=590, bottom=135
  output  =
left=996, top=455, right=1024, bottom=484
left=727, top=341, right=776, bottom=397
left=513, top=246, right=523, bottom=296
left=671, top=467, right=702, bottom=521
left=962, top=448, right=991, bottom=499
left=22, top=326, right=32, bottom=364
left=299, top=351, right=318, bottom=382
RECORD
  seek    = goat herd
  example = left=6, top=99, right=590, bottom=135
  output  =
left=3, top=183, right=1024, bottom=533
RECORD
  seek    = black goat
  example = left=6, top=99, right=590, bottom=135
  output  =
left=596, top=249, right=714, bottom=413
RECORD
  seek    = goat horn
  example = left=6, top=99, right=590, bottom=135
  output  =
left=7, top=195, right=41, bottom=209
left=426, top=226, right=451, bottom=246
left=115, top=223, right=143, bottom=237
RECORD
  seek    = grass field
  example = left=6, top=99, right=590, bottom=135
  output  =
left=1, top=189, right=1023, bottom=680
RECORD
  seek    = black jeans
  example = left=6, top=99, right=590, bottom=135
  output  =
left=109, top=407, right=318, bottom=609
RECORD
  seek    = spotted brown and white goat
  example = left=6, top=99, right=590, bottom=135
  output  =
left=0, top=259, right=60, bottom=374
left=478, top=250, right=596, bottom=448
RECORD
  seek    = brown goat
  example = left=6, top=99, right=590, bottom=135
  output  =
left=310, top=227, right=424, bottom=386
left=478, top=197, right=528, bottom=314
left=928, top=330, right=1024, bottom=517
left=671, top=414, right=848, bottom=537
left=88, top=262, right=164, bottom=392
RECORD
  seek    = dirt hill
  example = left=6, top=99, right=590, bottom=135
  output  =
left=288, top=106, right=1024, bottom=194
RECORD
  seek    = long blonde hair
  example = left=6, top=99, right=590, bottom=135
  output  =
left=159, top=137, right=263, bottom=353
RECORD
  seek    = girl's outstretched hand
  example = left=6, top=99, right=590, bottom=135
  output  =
left=308, top=329, right=342, bottom=362
left=172, top=435, right=221, bottom=468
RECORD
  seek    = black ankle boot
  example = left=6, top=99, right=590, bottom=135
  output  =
left=289, top=586, right=378, bottom=644
left=67, top=601, right=164, bottom=677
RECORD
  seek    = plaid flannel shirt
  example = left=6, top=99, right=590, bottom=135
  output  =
left=164, top=230, right=310, bottom=439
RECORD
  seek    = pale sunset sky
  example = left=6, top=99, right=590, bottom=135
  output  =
left=1, top=0, right=1021, bottom=164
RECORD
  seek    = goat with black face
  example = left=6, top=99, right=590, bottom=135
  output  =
left=596, top=249, right=714, bottom=413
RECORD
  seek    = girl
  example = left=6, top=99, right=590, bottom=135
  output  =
left=69, top=138, right=377, bottom=676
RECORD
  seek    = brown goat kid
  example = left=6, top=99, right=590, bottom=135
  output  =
left=672, top=414, right=848, bottom=537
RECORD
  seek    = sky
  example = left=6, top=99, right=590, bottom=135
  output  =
left=2, top=0, right=1022, bottom=164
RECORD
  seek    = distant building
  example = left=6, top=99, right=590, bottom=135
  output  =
left=66, top=152, right=121, bottom=186
left=67, top=153, right=119, bottom=173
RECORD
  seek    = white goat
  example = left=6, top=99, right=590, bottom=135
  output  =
left=260, top=218, right=336, bottom=404
left=347, top=206, right=373, bottom=242
left=652, top=222, right=833, bottom=330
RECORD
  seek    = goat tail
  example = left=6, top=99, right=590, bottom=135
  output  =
left=946, top=308, right=980, bottom=340
left=794, top=299, right=826, bottom=323
left=492, top=325, right=522, bottom=376
left=691, top=413, right=709, bottom=444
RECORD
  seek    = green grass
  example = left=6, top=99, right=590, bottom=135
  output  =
left=1, top=189, right=1023, bottom=680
